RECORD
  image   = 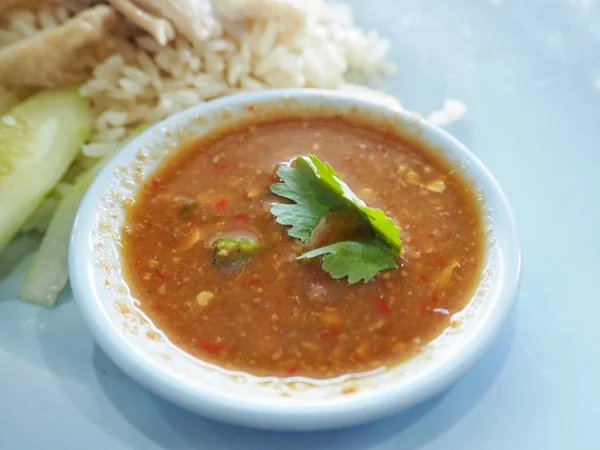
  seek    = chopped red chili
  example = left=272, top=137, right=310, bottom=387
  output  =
left=215, top=199, right=228, bottom=210
left=199, top=341, right=225, bottom=354
left=285, top=367, right=297, bottom=375
left=233, top=213, right=248, bottom=223
left=321, top=328, right=339, bottom=338
left=213, top=163, right=230, bottom=172
left=154, top=269, right=166, bottom=279
left=377, top=144, right=389, bottom=156
left=152, top=178, right=163, bottom=189
left=248, top=276, right=260, bottom=286
left=376, top=297, right=392, bottom=314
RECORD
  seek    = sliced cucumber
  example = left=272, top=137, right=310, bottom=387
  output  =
left=20, top=159, right=106, bottom=306
left=20, top=124, right=145, bottom=306
left=0, top=86, right=91, bottom=249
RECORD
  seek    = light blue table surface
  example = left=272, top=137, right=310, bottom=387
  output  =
left=1, top=1, right=599, bottom=448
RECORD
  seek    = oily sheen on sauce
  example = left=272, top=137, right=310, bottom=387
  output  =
left=122, top=117, right=484, bottom=379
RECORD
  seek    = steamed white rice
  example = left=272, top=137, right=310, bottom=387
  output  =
left=1, top=0, right=400, bottom=169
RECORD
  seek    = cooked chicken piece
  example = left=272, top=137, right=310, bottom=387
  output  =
left=108, top=0, right=303, bottom=48
left=107, top=0, right=175, bottom=46
left=124, top=0, right=221, bottom=46
left=0, top=5, right=117, bottom=88
left=106, top=0, right=221, bottom=47
left=213, top=0, right=302, bottom=22
left=213, top=0, right=305, bottom=39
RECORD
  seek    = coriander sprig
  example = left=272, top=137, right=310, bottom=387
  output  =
left=270, top=155, right=402, bottom=283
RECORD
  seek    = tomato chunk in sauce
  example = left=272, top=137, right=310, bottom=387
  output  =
left=122, top=117, right=485, bottom=379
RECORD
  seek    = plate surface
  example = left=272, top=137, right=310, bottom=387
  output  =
left=1, top=0, right=599, bottom=448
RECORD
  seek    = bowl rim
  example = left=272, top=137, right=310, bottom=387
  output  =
left=69, top=88, right=521, bottom=430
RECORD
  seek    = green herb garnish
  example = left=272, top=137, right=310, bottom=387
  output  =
left=270, top=155, right=402, bottom=283
left=298, top=239, right=398, bottom=284
left=178, top=200, right=198, bottom=219
left=213, top=237, right=260, bottom=268
left=270, top=160, right=344, bottom=241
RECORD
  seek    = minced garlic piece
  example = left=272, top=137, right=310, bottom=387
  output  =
left=406, top=171, right=421, bottom=185
left=196, top=291, right=214, bottom=307
left=426, top=180, right=446, bottom=193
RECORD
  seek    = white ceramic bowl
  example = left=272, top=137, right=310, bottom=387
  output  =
left=70, top=89, right=520, bottom=431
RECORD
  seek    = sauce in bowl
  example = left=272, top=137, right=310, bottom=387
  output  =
left=122, top=116, right=484, bottom=379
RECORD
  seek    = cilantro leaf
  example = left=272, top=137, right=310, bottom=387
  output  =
left=270, top=162, right=344, bottom=241
left=301, top=155, right=402, bottom=256
left=298, top=239, right=398, bottom=284
left=270, top=154, right=403, bottom=284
